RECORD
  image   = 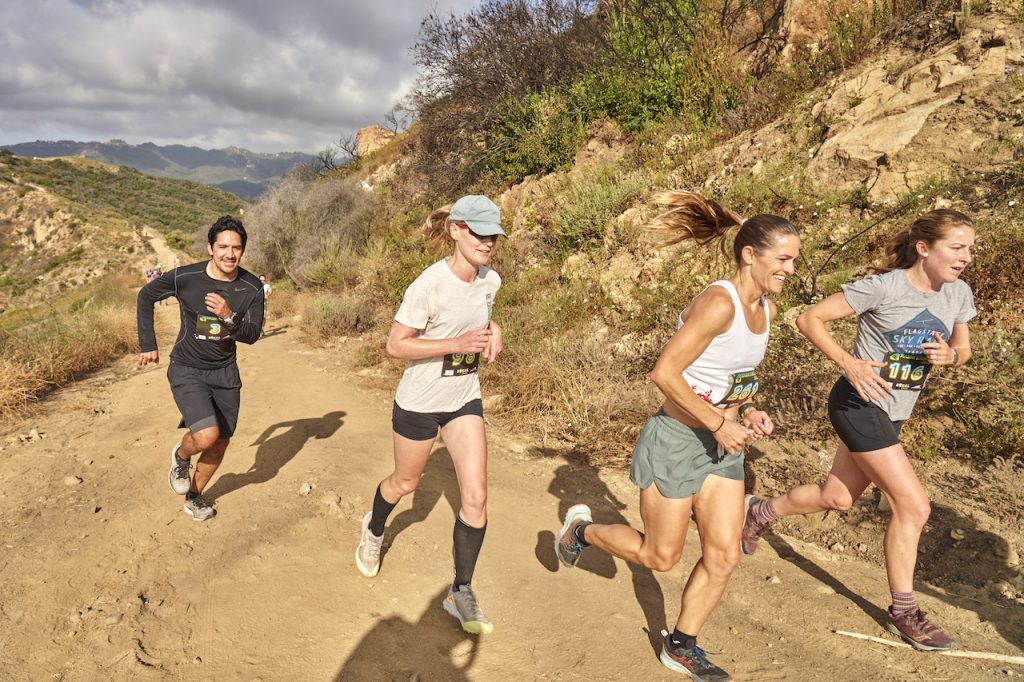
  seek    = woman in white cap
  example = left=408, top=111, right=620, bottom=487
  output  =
left=355, top=195, right=505, bottom=634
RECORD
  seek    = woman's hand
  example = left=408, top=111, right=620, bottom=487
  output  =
left=840, top=356, right=892, bottom=402
left=742, top=409, right=774, bottom=439
left=713, top=418, right=751, bottom=454
left=483, top=321, right=503, bottom=363
left=921, top=331, right=955, bottom=365
left=452, top=326, right=492, bottom=355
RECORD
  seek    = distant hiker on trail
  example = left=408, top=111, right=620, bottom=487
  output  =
left=741, top=209, right=976, bottom=653
left=553, top=193, right=800, bottom=681
left=260, top=275, right=272, bottom=333
left=137, top=216, right=265, bottom=522
left=355, top=195, right=504, bottom=636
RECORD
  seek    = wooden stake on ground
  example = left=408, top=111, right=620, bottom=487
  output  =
left=835, top=630, right=1024, bottom=666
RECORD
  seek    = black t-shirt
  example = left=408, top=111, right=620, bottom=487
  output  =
left=137, top=261, right=264, bottom=369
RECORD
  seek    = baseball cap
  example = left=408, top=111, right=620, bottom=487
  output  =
left=449, top=195, right=506, bottom=237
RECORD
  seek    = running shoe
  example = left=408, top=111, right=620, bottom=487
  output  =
left=740, top=494, right=770, bottom=556
left=183, top=493, right=215, bottom=521
left=443, top=584, right=494, bottom=635
left=887, top=607, right=955, bottom=651
left=659, top=631, right=732, bottom=681
left=554, top=503, right=593, bottom=569
left=168, top=444, right=191, bottom=495
left=355, top=511, right=384, bottom=578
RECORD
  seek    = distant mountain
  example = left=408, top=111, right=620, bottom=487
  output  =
left=0, top=139, right=316, bottom=199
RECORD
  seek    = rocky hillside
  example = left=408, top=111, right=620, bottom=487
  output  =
left=1, top=140, right=315, bottom=199
left=0, top=151, right=240, bottom=320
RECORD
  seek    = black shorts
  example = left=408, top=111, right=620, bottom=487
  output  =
left=392, top=399, right=484, bottom=441
left=827, top=377, right=904, bottom=453
left=167, top=361, right=242, bottom=439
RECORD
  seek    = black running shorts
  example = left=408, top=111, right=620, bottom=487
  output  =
left=167, top=361, right=242, bottom=439
left=827, top=377, right=904, bottom=453
left=392, top=399, right=484, bottom=441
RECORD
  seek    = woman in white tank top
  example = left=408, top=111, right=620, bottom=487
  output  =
left=553, top=192, right=801, bottom=680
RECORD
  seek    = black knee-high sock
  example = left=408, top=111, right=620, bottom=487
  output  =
left=452, top=515, right=486, bottom=588
left=368, top=484, right=396, bottom=537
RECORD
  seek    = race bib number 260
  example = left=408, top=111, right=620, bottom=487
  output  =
left=717, top=370, right=760, bottom=406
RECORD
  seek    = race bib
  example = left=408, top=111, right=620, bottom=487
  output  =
left=441, top=353, right=480, bottom=377
left=717, top=370, right=760, bottom=406
left=195, top=314, right=229, bottom=341
left=881, top=351, right=931, bottom=391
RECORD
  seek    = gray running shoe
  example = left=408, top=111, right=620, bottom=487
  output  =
left=554, top=503, right=593, bottom=568
left=355, top=511, right=384, bottom=578
left=168, top=444, right=191, bottom=495
left=443, top=584, right=494, bottom=635
left=183, top=493, right=215, bottom=521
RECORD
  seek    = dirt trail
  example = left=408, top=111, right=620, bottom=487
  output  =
left=0, top=301, right=1021, bottom=681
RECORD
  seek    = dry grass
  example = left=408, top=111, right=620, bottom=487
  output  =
left=0, top=275, right=137, bottom=419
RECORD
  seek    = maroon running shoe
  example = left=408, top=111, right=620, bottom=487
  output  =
left=887, top=607, right=955, bottom=651
left=740, top=494, right=770, bottom=556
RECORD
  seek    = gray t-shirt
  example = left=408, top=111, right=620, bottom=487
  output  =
left=842, top=269, right=976, bottom=420
left=394, top=259, right=501, bottom=413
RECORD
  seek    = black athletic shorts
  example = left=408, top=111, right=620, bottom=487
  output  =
left=827, top=376, right=904, bottom=453
left=392, top=399, right=484, bottom=441
left=167, top=361, right=242, bottom=439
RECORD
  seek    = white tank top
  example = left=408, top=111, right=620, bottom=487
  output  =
left=680, top=280, right=770, bottom=407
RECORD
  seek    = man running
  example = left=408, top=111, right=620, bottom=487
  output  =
left=137, top=216, right=265, bottom=521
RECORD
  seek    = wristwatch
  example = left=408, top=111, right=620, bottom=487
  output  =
left=223, top=311, right=236, bottom=326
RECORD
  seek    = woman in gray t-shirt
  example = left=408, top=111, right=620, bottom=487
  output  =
left=741, top=209, right=977, bottom=652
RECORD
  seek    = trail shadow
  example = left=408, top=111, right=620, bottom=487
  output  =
left=205, top=410, right=346, bottom=501
left=916, top=501, right=1024, bottom=648
left=763, top=532, right=889, bottom=629
left=542, top=450, right=667, bottom=656
left=380, top=448, right=462, bottom=562
left=334, top=586, right=479, bottom=681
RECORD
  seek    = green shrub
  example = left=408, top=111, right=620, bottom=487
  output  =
left=550, top=167, right=645, bottom=251
left=484, top=93, right=587, bottom=183
left=304, top=293, right=378, bottom=341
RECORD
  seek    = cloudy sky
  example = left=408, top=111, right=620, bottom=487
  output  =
left=0, top=0, right=478, bottom=154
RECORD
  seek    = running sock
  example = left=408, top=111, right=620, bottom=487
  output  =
left=452, top=515, right=486, bottom=588
left=890, top=590, right=917, bottom=615
left=753, top=498, right=781, bottom=525
left=368, top=484, right=396, bottom=537
left=572, top=520, right=592, bottom=547
left=185, top=490, right=200, bottom=501
left=669, top=629, right=697, bottom=651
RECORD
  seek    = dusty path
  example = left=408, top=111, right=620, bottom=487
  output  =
left=0, top=302, right=1021, bottom=681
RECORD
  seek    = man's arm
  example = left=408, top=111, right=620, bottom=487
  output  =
left=137, top=270, right=176, bottom=361
left=228, top=288, right=265, bottom=345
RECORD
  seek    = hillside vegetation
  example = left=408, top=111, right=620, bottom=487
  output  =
left=0, top=150, right=241, bottom=415
left=243, top=0, right=1024, bottom=475
left=1, top=140, right=314, bottom=199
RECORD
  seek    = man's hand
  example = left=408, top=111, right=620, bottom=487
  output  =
left=205, top=292, right=232, bottom=319
left=139, top=350, right=159, bottom=366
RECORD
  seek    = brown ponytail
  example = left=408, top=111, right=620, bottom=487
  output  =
left=649, top=191, right=798, bottom=263
left=422, top=204, right=454, bottom=250
left=883, top=209, right=974, bottom=270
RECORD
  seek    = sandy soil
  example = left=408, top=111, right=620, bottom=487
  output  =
left=0, top=300, right=1021, bottom=681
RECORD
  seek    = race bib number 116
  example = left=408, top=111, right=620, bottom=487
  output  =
left=881, top=352, right=931, bottom=390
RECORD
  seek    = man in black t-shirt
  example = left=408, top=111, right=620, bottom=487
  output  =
left=137, top=216, right=264, bottom=521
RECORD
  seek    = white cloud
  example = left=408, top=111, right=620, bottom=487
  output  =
left=0, top=0, right=478, bottom=153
